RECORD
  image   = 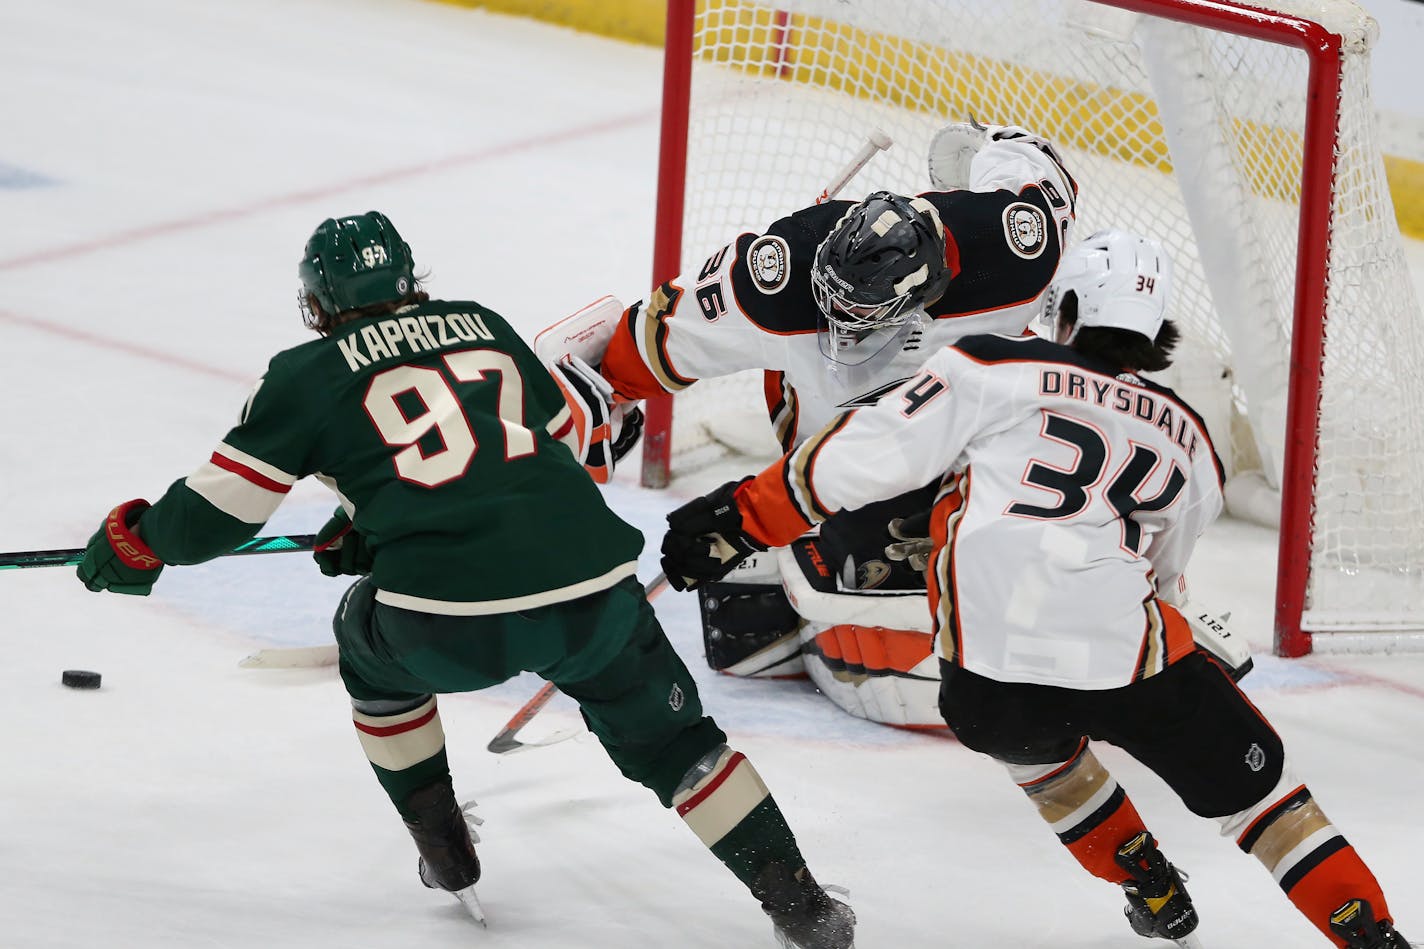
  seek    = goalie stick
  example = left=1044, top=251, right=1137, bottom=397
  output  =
left=815, top=128, right=894, bottom=205
left=486, top=571, right=670, bottom=755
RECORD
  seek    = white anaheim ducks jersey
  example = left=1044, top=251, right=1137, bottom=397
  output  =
left=600, top=138, right=1076, bottom=450
left=735, top=334, right=1225, bottom=690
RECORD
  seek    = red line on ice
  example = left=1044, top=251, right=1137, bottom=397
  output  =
left=0, top=111, right=653, bottom=273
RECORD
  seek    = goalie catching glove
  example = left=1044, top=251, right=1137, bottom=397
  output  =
left=928, top=119, right=1077, bottom=209
left=313, top=508, right=374, bottom=577
left=77, top=499, right=165, bottom=595
left=661, top=479, right=767, bottom=592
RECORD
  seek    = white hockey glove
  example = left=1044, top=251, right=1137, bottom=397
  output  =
left=928, top=121, right=989, bottom=191
left=1183, top=603, right=1253, bottom=681
left=929, top=120, right=1077, bottom=214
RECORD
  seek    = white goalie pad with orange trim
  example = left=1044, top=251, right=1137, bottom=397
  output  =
left=777, top=540, right=946, bottom=730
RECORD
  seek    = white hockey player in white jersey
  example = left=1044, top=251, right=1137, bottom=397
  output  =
left=661, top=230, right=1410, bottom=949
left=545, top=122, right=1079, bottom=689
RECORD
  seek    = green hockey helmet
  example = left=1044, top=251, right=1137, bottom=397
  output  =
left=298, top=211, right=415, bottom=325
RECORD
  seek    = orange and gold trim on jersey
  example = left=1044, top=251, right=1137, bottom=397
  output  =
left=673, top=748, right=771, bottom=848
left=1133, top=597, right=1197, bottom=681
left=738, top=412, right=853, bottom=548
left=792, top=413, right=854, bottom=522
left=352, top=696, right=446, bottom=772
left=602, top=303, right=670, bottom=402
left=641, top=281, right=697, bottom=392
left=763, top=370, right=799, bottom=453
left=738, top=463, right=814, bottom=549
left=928, top=471, right=969, bottom=665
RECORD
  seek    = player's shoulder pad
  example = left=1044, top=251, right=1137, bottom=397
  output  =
left=951, top=332, right=1063, bottom=365
left=920, top=188, right=1061, bottom=317
left=725, top=202, right=853, bottom=335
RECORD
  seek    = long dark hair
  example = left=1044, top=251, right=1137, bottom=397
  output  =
left=1059, top=291, right=1180, bottom=372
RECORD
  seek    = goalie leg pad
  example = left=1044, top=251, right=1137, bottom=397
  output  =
left=800, top=620, right=944, bottom=728
left=699, top=581, right=805, bottom=678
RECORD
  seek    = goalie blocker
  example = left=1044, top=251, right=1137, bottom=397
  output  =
left=535, top=296, right=644, bottom=483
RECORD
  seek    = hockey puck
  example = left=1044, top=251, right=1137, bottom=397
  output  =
left=61, top=670, right=102, bottom=690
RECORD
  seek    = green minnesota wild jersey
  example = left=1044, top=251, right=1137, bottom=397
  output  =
left=139, top=301, right=644, bottom=614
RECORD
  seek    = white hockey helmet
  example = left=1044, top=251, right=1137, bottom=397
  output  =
left=1042, top=228, right=1172, bottom=345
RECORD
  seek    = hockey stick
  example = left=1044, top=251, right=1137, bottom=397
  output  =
left=815, top=128, right=894, bottom=205
left=0, top=532, right=316, bottom=570
left=0, top=531, right=332, bottom=668
left=238, top=643, right=339, bottom=670
left=486, top=571, right=670, bottom=755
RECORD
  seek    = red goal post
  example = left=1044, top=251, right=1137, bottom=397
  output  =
left=645, top=0, right=1424, bottom=657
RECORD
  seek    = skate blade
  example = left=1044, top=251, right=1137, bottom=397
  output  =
left=1171, top=933, right=1205, bottom=949
left=453, top=884, right=486, bottom=927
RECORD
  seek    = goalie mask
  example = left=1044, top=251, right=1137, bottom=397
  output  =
left=811, top=192, right=952, bottom=367
left=299, top=211, right=415, bottom=329
left=1042, top=228, right=1172, bottom=345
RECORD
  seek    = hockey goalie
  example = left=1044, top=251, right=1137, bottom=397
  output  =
left=535, top=121, right=1080, bottom=728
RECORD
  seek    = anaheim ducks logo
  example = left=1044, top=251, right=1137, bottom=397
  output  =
left=746, top=235, right=790, bottom=294
left=1002, top=202, right=1048, bottom=259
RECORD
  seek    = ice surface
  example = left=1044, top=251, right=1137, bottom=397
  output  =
left=1, top=1, right=1420, bottom=945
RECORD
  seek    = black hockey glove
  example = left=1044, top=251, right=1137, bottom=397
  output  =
left=313, top=509, right=374, bottom=578
left=611, top=405, right=645, bottom=464
left=661, top=478, right=767, bottom=592
left=884, top=509, right=933, bottom=573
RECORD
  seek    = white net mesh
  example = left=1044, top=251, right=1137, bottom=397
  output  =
left=662, top=0, right=1424, bottom=641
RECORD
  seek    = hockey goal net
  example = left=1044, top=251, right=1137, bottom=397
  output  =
left=645, top=0, right=1424, bottom=656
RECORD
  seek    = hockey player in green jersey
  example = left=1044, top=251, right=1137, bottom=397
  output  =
left=74, top=211, right=855, bottom=949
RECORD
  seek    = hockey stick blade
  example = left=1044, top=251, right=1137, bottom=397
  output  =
left=1, top=533, right=316, bottom=570
left=239, top=644, right=339, bottom=669
left=486, top=572, right=670, bottom=755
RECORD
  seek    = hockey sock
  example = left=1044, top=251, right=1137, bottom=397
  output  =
left=672, top=746, right=806, bottom=890
left=351, top=695, right=452, bottom=821
left=1229, top=785, right=1391, bottom=946
left=1007, top=742, right=1149, bottom=884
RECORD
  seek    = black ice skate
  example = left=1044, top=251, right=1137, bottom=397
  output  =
left=752, top=862, right=856, bottom=949
left=1115, top=832, right=1201, bottom=947
left=402, top=780, right=485, bottom=925
left=1330, top=898, right=1412, bottom=949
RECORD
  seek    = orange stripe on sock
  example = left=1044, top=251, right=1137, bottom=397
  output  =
left=1064, top=796, right=1149, bottom=884
left=1284, top=846, right=1390, bottom=947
